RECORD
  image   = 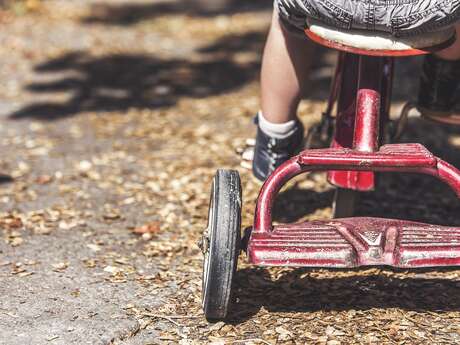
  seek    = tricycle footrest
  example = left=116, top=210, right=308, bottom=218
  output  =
left=248, top=217, right=460, bottom=268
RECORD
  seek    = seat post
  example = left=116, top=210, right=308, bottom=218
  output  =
left=353, top=56, right=384, bottom=153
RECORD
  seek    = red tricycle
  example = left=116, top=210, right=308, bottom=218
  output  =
left=200, top=19, right=460, bottom=321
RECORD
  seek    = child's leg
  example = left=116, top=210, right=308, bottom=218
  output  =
left=435, top=24, right=460, bottom=60
left=252, top=11, right=314, bottom=181
left=260, top=11, right=315, bottom=124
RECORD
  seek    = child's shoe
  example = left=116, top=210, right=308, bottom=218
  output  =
left=252, top=119, right=304, bottom=181
left=418, top=55, right=460, bottom=125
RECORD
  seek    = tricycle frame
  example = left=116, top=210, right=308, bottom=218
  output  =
left=247, top=46, right=460, bottom=268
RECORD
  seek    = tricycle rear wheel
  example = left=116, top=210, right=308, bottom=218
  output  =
left=201, top=169, right=242, bottom=321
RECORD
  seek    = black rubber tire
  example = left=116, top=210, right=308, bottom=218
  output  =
left=332, top=188, right=358, bottom=218
left=202, top=169, right=242, bottom=321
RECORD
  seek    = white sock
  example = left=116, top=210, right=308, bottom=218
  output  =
left=258, top=111, right=297, bottom=139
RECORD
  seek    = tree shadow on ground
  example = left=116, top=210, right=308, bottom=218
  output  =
left=230, top=266, right=460, bottom=323
left=9, top=31, right=264, bottom=120
left=82, top=0, right=271, bottom=26
left=8, top=30, right=341, bottom=121
left=0, top=174, right=13, bottom=183
left=272, top=187, right=334, bottom=223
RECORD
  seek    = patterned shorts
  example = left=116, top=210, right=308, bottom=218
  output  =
left=276, top=0, right=460, bottom=37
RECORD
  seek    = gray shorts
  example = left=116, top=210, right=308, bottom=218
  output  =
left=276, top=0, right=460, bottom=37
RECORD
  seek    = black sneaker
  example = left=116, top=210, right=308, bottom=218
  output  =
left=418, top=55, right=460, bottom=124
left=252, top=119, right=304, bottom=181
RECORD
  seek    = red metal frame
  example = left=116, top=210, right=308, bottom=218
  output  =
left=247, top=32, right=460, bottom=269
left=327, top=54, right=389, bottom=191
left=249, top=144, right=460, bottom=268
left=253, top=144, right=460, bottom=234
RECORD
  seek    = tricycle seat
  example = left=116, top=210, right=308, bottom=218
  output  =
left=305, top=19, right=456, bottom=57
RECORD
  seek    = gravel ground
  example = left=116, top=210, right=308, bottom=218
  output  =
left=1, top=1, right=460, bottom=344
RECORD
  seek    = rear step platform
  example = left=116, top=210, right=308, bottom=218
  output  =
left=248, top=217, right=460, bottom=268
left=298, top=143, right=437, bottom=168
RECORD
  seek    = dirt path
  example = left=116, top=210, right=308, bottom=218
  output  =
left=1, top=1, right=460, bottom=344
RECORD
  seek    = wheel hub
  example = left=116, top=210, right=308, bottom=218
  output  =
left=198, top=229, right=209, bottom=254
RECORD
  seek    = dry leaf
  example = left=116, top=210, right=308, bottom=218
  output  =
left=133, top=221, right=161, bottom=234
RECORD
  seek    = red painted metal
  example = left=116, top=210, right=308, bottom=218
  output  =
left=253, top=156, right=304, bottom=234
left=248, top=218, right=460, bottom=268
left=246, top=27, right=460, bottom=272
left=329, top=53, right=358, bottom=149
left=327, top=54, right=362, bottom=191
left=353, top=56, right=382, bottom=152
left=253, top=143, right=460, bottom=234
left=304, top=28, right=456, bottom=57
left=353, top=89, right=380, bottom=152
left=323, top=52, right=345, bottom=118
left=328, top=55, right=385, bottom=191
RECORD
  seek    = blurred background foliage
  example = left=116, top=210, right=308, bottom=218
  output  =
left=0, top=0, right=42, bottom=14
left=0, top=0, right=247, bottom=15
left=0, top=0, right=235, bottom=15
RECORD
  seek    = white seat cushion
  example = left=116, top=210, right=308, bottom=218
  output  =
left=308, top=19, right=455, bottom=52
